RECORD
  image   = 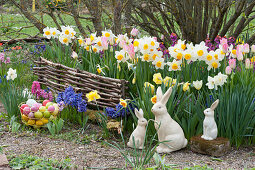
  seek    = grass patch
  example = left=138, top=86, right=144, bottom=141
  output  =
left=9, top=154, right=75, bottom=169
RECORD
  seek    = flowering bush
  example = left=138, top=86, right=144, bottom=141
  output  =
left=40, top=26, right=255, bottom=146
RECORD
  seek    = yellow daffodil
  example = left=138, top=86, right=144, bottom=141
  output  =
left=86, top=90, right=101, bottom=102
left=183, top=82, right=190, bottom=92
left=151, top=95, right=157, bottom=104
left=144, top=82, right=155, bottom=94
left=120, top=98, right=127, bottom=108
left=153, top=73, right=163, bottom=84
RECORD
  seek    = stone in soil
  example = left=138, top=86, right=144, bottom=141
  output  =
left=0, top=154, right=9, bottom=167
left=190, top=135, right=231, bottom=157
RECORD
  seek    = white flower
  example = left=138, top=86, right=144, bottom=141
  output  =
left=59, top=34, right=71, bottom=45
left=152, top=57, right=165, bottom=69
left=214, top=72, right=227, bottom=86
left=78, top=36, right=85, bottom=46
left=72, top=51, right=78, bottom=59
left=193, top=80, right=203, bottom=90
left=206, top=76, right=215, bottom=89
left=50, top=27, right=60, bottom=38
left=168, top=59, right=182, bottom=71
left=251, top=45, right=255, bottom=53
left=194, top=41, right=208, bottom=60
left=22, top=88, right=32, bottom=98
left=7, top=68, right=17, bottom=80
left=61, top=25, right=75, bottom=38
left=115, top=50, right=128, bottom=63
left=43, top=27, right=52, bottom=39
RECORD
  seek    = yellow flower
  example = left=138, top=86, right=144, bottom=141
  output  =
left=163, top=76, right=172, bottom=87
left=151, top=95, right=157, bottom=104
left=132, top=77, right=136, bottom=84
left=144, top=82, right=155, bottom=94
left=153, top=73, right=162, bottom=84
left=183, top=82, right=190, bottom=92
left=86, top=90, right=101, bottom=102
left=120, top=99, right=127, bottom=108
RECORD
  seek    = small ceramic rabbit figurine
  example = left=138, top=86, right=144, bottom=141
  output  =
left=201, top=99, right=219, bottom=140
left=127, top=108, right=148, bottom=149
left=151, top=87, right=187, bottom=153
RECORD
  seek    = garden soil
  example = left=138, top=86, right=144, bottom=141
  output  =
left=0, top=104, right=254, bottom=169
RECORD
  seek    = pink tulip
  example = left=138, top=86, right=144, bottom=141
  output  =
left=225, top=66, right=232, bottom=75
left=245, top=58, right=252, bottom=69
left=220, top=38, right=228, bottom=53
left=243, top=43, right=249, bottom=53
left=101, top=36, right=108, bottom=49
left=236, top=45, right=244, bottom=61
left=130, top=28, right=139, bottom=37
left=229, top=58, right=236, bottom=69
left=128, top=44, right=135, bottom=59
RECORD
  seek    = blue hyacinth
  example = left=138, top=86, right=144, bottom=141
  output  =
left=56, top=86, right=87, bottom=112
left=105, top=101, right=137, bottom=119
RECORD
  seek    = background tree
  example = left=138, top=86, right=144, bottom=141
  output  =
left=131, top=0, right=255, bottom=44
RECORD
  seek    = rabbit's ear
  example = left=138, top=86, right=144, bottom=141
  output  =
left=210, top=99, right=219, bottom=110
left=135, top=108, right=141, bottom=119
left=156, top=86, right=163, bottom=101
left=139, top=108, right=144, bottom=118
left=160, top=87, right=172, bottom=105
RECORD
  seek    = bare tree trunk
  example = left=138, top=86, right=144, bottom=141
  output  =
left=113, top=0, right=123, bottom=35
left=232, top=1, right=255, bottom=39
left=124, top=0, right=133, bottom=35
left=67, top=0, right=86, bottom=37
left=83, top=0, right=103, bottom=35
left=10, top=0, right=46, bottom=33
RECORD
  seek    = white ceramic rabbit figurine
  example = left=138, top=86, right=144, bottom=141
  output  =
left=201, top=99, right=219, bottom=140
left=151, top=87, right=188, bottom=153
left=127, top=108, right=148, bottom=149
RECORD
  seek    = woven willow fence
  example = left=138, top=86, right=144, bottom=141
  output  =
left=33, top=57, right=129, bottom=108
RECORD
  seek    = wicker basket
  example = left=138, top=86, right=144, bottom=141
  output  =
left=19, top=102, right=58, bottom=128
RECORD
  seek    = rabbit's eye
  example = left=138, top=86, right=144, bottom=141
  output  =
left=158, top=107, right=161, bottom=109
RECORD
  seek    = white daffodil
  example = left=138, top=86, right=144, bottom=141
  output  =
left=168, top=59, right=182, bottom=71
left=78, top=36, right=85, bottom=46
left=59, top=34, right=71, bottom=45
left=193, top=80, right=203, bottom=90
left=50, top=27, right=60, bottom=38
left=115, top=50, right=128, bottom=63
left=206, top=76, right=215, bottom=89
left=61, top=25, right=75, bottom=38
left=72, top=51, right=78, bottom=59
left=43, top=27, right=52, bottom=39
left=7, top=68, right=17, bottom=80
left=152, top=57, right=165, bottom=69
left=194, top=41, right=208, bottom=60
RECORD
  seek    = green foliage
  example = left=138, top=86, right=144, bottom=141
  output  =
left=146, top=153, right=178, bottom=169
left=0, top=84, right=28, bottom=119
left=104, top=120, right=158, bottom=169
left=96, top=111, right=110, bottom=138
left=9, top=154, right=74, bottom=169
left=209, top=70, right=255, bottom=147
left=47, top=118, right=64, bottom=135
left=9, top=115, right=21, bottom=133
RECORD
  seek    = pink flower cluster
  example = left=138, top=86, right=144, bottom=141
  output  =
left=0, top=53, right=10, bottom=64
left=31, top=81, right=53, bottom=101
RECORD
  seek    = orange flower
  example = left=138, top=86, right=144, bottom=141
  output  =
left=0, top=43, right=3, bottom=46
left=151, top=95, right=157, bottom=104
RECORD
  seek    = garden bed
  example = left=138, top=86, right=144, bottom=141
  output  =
left=33, top=57, right=129, bottom=108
